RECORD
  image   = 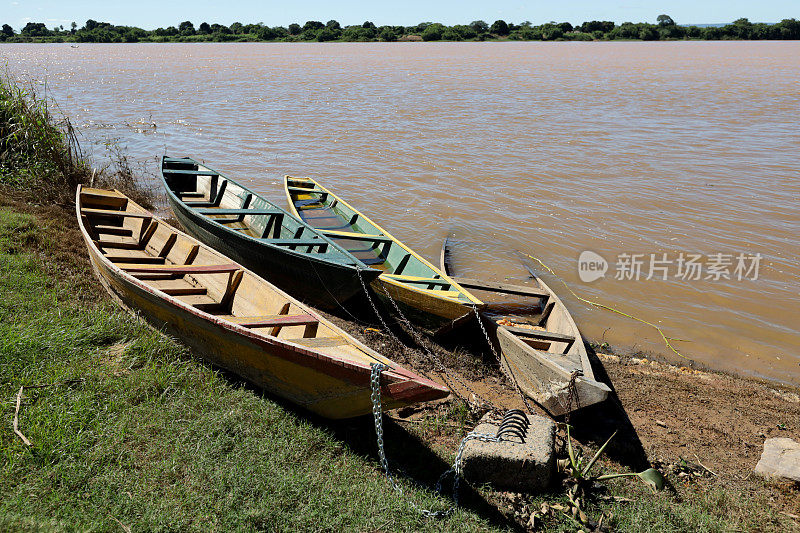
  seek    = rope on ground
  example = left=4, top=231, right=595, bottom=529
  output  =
left=517, top=251, right=693, bottom=362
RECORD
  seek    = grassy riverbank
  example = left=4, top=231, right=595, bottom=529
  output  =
left=0, top=207, right=497, bottom=531
left=1, top=72, right=798, bottom=531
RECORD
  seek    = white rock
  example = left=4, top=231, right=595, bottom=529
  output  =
left=754, top=437, right=800, bottom=482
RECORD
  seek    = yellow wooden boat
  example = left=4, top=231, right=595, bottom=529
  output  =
left=283, top=176, right=484, bottom=333
left=76, top=185, right=449, bottom=419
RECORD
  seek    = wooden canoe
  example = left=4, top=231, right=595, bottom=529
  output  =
left=76, top=185, right=449, bottom=419
left=440, top=238, right=610, bottom=416
left=159, top=156, right=381, bottom=310
left=283, top=176, right=484, bottom=333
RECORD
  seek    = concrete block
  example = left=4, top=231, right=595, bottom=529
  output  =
left=755, top=437, right=800, bottom=482
left=461, top=413, right=556, bottom=492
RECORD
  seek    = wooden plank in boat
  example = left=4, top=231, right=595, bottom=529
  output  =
left=263, top=239, right=328, bottom=248
left=149, top=279, right=208, bottom=296
left=81, top=190, right=127, bottom=208
left=81, top=208, right=151, bottom=219
left=408, top=287, right=462, bottom=299
left=105, top=253, right=165, bottom=264
left=197, top=208, right=285, bottom=216
left=451, top=277, right=549, bottom=299
left=163, top=169, right=219, bottom=176
left=226, top=314, right=318, bottom=328
left=323, top=230, right=393, bottom=243
left=291, top=336, right=349, bottom=348
left=383, top=274, right=450, bottom=285
left=287, top=185, right=321, bottom=193
left=97, top=236, right=141, bottom=250
left=503, top=325, right=575, bottom=351
left=95, top=225, right=133, bottom=237
left=119, top=263, right=240, bottom=274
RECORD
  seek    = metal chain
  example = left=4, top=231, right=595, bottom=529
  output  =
left=370, top=363, right=498, bottom=519
left=375, top=282, right=497, bottom=411
left=356, top=267, right=396, bottom=336
left=470, top=305, right=538, bottom=415
left=355, top=267, right=472, bottom=402
left=560, top=370, right=582, bottom=425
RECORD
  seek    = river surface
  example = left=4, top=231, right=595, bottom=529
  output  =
left=2, top=42, right=798, bottom=384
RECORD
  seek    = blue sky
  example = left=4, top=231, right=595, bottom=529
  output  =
left=5, top=0, right=798, bottom=31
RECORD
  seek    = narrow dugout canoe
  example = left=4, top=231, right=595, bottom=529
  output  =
left=76, top=185, right=448, bottom=419
left=160, top=156, right=381, bottom=310
left=283, top=176, right=484, bottom=333
left=441, top=239, right=610, bottom=416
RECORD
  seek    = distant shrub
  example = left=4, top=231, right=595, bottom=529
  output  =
left=421, top=23, right=444, bottom=41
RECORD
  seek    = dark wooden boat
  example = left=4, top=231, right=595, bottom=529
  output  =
left=76, top=185, right=449, bottom=418
left=441, top=238, right=610, bottom=416
left=160, top=156, right=380, bottom=310
left=283, top=176, right=484, bottom=333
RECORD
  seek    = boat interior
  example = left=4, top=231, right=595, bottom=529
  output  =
left=471, top=285, right=584, bottom=373
left=77, top=186, right=383, bottom=363
left=439, top=242, right=582, bottom=365
left=161, top=157, right=357, bottom=266
left=286, top=176, right=474, bottom=302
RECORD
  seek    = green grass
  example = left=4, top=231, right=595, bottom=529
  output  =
left=0, top=210, right=495, bottom=532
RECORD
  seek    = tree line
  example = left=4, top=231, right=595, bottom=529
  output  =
left=2, top=16, right=799, bottom=43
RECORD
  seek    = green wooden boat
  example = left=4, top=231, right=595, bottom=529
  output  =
left=283, top=176, right=484, bottom=333
left=160, top=157, right=381, bottom=310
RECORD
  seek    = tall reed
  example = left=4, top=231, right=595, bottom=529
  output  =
left=0, top=72, right=153, bottom=206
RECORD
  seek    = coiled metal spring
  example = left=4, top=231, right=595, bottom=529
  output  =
left=496, top=409, right=529, bottom=443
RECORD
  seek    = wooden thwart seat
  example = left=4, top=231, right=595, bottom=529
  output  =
left=119, top=263, right=241, bottom=274
left=185, top=180, right=227, bottom=207
left=198, top=208, right=284, bottom=216
left=226, top=314, right=318, bottom=328
left=262, top=238, right=328, bottom=249
left=290, top=336, right=349, bottom=348
left=163, top=169, right=220, bottom=176
left=505, top=326, right=576, bottom=352
left=323, top=230, right=393, bottom=243
left=451, top=277, right=550, bottom=299
left=150, top=279, right=208, bottom=296
left=105, top=253, right=165, bottom=264
left=81, top=190, right=127, bottom=208
left=287, top=186, right=324, bottom=195
left=95, top=225, right=133, bottom=237
left=384, top=274, right=450, bottom=286
left=96, top=236, right=141, bottom=250
left=81, top=208, right=151, bottom=219
left=407, top=286, right=462, bottom=299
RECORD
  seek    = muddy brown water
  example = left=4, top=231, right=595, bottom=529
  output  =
left=3, top=42, right=798, bottom=384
